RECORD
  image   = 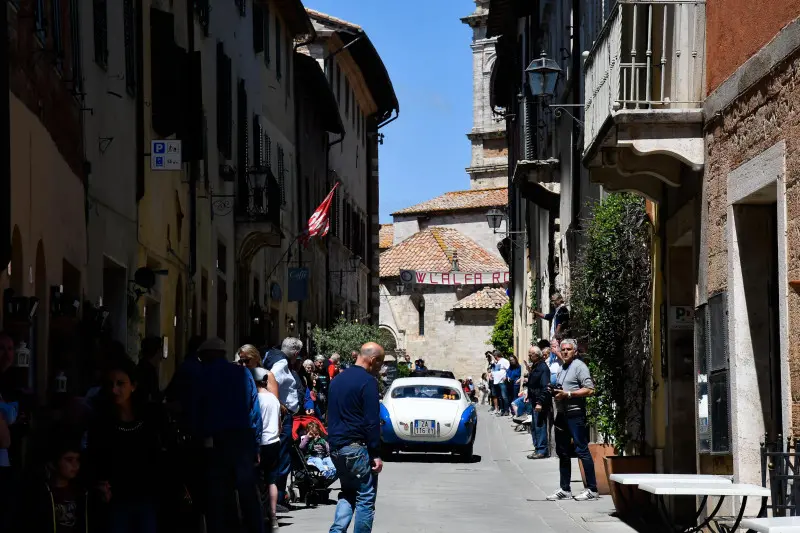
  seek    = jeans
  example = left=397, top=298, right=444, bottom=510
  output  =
left=307, top=456, right=337, bottom=478
left=554, top=412, right=596, bottom=492
left=512, top=397, right=532, bottom=416
left=276, top=412, right=294, bottom=503
left=531, top=410, right=549, bottom=456
left=109, top=501, right=158, bottom=533
left=493, top=383, right=509, bottom=413
left=329, top=444, right=378, bottom=533
left=204, top=432, right=264, bottom=533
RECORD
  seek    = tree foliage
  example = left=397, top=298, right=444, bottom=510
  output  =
left=490, top=301, right=514, bottom=357
left=570, top=193, right=653, bottom=454
left=311, top=319, right=383, bottom=364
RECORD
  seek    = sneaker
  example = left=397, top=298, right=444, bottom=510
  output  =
left=573, top=489, right=599, bottom=501
left=275, top=503, right=291, bottom=514
left=546, top=489, right=573, bottom=501
left=522, top=415, right=533, bottom=424
left=271, top=516, right=280, bottom=530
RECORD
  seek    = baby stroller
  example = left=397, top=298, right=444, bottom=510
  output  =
left=287, top=415, right=338, bottom=507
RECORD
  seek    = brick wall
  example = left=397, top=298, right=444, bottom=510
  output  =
left=705, top=46, right=800, bottom=426
left=9, top=0, right=83, bottom=178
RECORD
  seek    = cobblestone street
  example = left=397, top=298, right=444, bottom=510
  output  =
left=279, top=406, right=639, bottom=532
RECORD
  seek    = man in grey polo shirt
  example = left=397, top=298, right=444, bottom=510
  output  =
left=546, top=338, right=598, bottom=502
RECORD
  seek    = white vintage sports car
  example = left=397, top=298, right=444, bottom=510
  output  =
left=380, top=376, right=478, bottom=457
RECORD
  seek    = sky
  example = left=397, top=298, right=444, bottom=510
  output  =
left=305, top=0, right=476, bottom=223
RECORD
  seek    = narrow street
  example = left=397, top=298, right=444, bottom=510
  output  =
left=279, top=406, right=637, bottom=533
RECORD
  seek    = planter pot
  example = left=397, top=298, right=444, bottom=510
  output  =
left=578, top=443, right=615, bottom=494
left=604, top=455, right=655, bottom=516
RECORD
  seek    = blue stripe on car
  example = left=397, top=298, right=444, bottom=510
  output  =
left=380, top=403, right=399, bottom=444
left=452, top=404, right=477, bottom=445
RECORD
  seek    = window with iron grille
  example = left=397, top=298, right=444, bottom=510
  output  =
left=34, top=0, right=46, bottom=42
left=216, top=42, right=232, bottom=159
left=275, top=18, right=282, bottom=80
left=123, top=0, right=136, bottom=95
left=52, top=0, right=63, bottom=63
left=264, top=133, right=272, bottom=168
left=263, top=3, right=271, bottom=66
left=69, top=0, right=82, bottom=93
left=277, top=145, right=285, bottom=205
left=93, top=0, right=108, bottom=68
left=237, top=80, right=249, bottom=171
left=253, top=115, right=263, bottom=167
left=252, top=4, right=263, bottom=53
left=194, top=0, right=209, bottom=36
left=696, top=292, right=731, bottom=454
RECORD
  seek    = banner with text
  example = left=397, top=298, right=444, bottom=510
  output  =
left=400, top=269, right=509, bottom=286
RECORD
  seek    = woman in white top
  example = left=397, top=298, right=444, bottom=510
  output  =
left=252, top=367, right=282, bottom=530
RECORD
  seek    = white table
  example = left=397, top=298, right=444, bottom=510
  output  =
left=609, top=473, right=733, bottom=485
left=636, top=481, right=770, bottom=533
left=741, top=517, right=800, bottom=532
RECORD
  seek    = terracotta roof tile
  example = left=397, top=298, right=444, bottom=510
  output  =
left=306, top=8, right=363, bottom=31
left=452, top=287, right=509, bottom=310
left=379, top=227, right=506, bottom=278
left=391, top=187, right=508, bottom=216
left=379, top=224, right=394, bottom=249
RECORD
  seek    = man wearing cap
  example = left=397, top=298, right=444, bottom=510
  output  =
left=195, top=338, right=264, bottom=533
left=261, top=337, right=303, bottom=511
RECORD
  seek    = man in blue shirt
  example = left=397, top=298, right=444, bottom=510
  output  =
left=195, top=338, right=264, bottom=533
left=327, top=342, right=385, bottom=533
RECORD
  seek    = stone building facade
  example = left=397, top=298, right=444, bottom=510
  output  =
left=377, top=1, right=511, bottom=379
left=701, top=8, right=800, bottom=485
left=462, top=0, right=507, bottom=190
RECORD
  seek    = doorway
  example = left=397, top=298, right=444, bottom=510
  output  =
left=102, top=257, right=127, bottom=344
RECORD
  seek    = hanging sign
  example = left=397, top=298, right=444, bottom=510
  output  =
left=400, top=269, right=509, bottom=286
left=288, top=268, right=309, bottom=301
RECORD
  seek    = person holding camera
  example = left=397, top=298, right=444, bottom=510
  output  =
left=546, top=339, right=598, bottom=502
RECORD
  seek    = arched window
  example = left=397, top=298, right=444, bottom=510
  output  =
left=418, top=299, right=425, bottom=336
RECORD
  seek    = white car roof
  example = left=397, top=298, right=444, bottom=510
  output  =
left=389, top=377, right=462, bottom=389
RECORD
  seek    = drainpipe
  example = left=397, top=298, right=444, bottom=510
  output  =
left=0, top=2, right=9, bottom=271
left=294, top=73, right=303, bottom=332
left=135, top=0, right=144, bottom=203
left=570, top=0, right=581, bottom=231
left=325, top=132, right=345, bottom=326
left=187, top=0, right=197, bottom=278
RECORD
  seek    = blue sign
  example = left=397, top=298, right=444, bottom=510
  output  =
left=288, top=268, right=309, bottom=302
left=151, top=140, right=182, bottom=170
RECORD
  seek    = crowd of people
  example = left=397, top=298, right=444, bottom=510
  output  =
left=0, top=330, right=371, bottom=533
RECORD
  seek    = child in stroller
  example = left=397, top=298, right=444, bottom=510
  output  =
left=299, top=421, right=336, bottom=479
left=289, top=415, right=338, bottom=506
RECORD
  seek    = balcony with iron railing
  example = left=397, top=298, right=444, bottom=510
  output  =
left=234, top=166, right=283, bottom=264
left=583, top=0, right=706, bottom=197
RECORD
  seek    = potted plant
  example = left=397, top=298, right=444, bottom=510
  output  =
left=571, top=193, right=655, bottom=510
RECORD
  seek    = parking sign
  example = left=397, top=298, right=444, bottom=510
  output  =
left=151, top=140, right=182, bottom=170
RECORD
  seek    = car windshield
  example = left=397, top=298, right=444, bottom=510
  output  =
left=391, top=385, right=461, bottom=400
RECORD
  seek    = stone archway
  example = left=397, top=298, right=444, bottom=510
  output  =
left=378, top=325, right=399, bottom=353
left=10, top=226, right=23, bottom=294
left=234, top=228, right=283, bottom=343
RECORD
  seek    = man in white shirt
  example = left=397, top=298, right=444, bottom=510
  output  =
left=491, top=350, right=511, bottom=416
left=262, top=337, right=303, bottom=512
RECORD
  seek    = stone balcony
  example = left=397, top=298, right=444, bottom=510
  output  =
left=583, top=0, right=706, bottom=201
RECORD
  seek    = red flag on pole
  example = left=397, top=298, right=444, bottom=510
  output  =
left=300, top=182, right=340, bottom=246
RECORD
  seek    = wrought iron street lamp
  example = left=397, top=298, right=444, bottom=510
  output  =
left=525, top=53, right=562, bottom=99
left=486, top=208, right=504, bottom=230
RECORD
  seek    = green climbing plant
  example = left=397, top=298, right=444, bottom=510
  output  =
left=490, top=301, right=514, bottom=357
left=570, top=193, right=653, bottom=454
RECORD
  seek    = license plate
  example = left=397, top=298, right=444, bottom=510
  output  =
left=413, top=419, right=437, bottom=436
